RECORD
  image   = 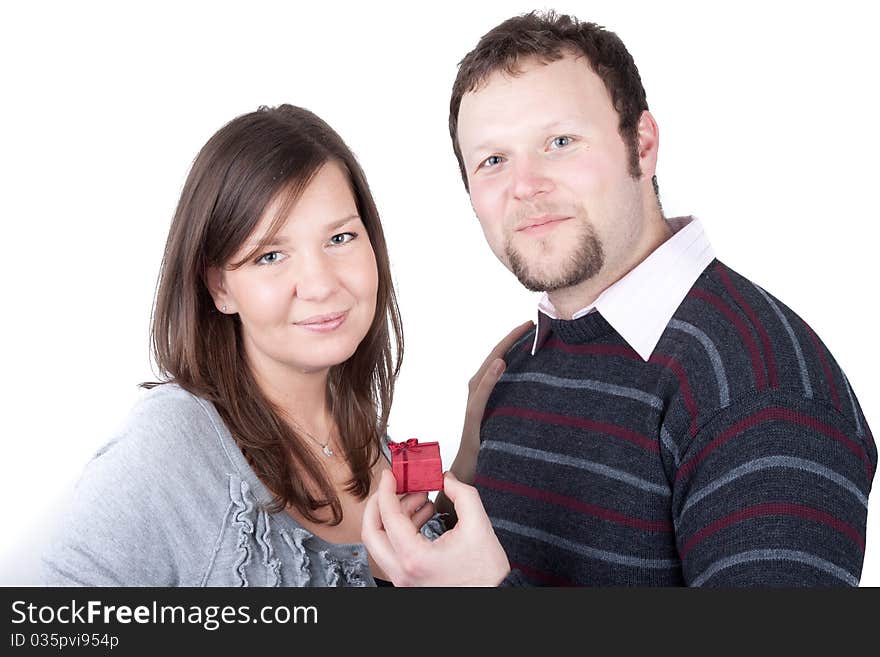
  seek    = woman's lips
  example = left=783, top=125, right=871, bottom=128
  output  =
left=295, top=311, right=348, bottom=333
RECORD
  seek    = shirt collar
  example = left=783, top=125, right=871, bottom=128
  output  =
left=532, top=216, right=716, bottom=360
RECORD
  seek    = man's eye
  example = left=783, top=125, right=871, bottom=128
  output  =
left=329, top=232, right=356, bottom=246
left=551, top=136, right=572, bottom=149
left=255, top=251, right=282, bottom=265
left=480, top=155, right=503, bottom=169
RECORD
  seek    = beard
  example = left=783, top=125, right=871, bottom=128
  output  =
left=505, top=207, right=605, bottom=293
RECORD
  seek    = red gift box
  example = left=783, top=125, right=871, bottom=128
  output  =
left=389, top=438, right=443, bottom=494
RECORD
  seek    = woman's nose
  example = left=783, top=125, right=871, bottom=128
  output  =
left=293, top=253, right=338, bottom=301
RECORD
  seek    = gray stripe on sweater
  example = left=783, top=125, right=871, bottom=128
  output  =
left=692, top=549, right=858, bottom=586
left=754, top=285, right=813, bottom=398
left=678, top=455, right=868, bottom=520
left=492, top=518, right=680, bottom=569
left=660, top=427, right=680, bottom=467
left=500, top=372, right=662, bottom=409
left=510, top=330, right=535, bottom=353
left=483, top=440, right=670, bottom=496
left=842, top=373, right=864, bottom=438
left=667, top=319, right=730, bottom=406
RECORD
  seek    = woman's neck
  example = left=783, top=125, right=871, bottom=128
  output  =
left=248, top=355, right=334, bottom=435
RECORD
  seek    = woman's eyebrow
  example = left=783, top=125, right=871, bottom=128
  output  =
left=325, top=214, right=361, bottom=230
left=246, top=214, right=361, bottom=247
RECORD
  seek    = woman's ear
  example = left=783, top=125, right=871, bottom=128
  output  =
left=206, top=266, right=233, bottom=313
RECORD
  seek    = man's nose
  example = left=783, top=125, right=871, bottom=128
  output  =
left=511, top=153, right=553, bottom=201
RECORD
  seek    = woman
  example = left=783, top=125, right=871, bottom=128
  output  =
left=40, top=104, right=522, bottom=587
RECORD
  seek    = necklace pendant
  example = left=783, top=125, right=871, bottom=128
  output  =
left=322, top=444, right=334, bottom=457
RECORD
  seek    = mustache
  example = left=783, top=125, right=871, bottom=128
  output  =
left=510, top=202, right=584, bottom=224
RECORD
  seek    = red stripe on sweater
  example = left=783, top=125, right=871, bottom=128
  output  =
left=689, top=288, right=767, bottom=390
left=804, top=323, right=842, bottom=411
left=714, top=263, right=778, bottom=388
left=485, top=406, right=659, bottom=453
left=545, top=340, right=699, bottom=435
left=477, top=475, right=672, bottom=532
left=544, top=340, right=640, bottom=359
left=650, top=353, right=699, bottom=437
left=680, top=502, right=865, bottom=558
left=676, top=407, right=873, bottom=481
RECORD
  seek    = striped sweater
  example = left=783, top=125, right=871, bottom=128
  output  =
left=479, top=260, right=876, bottom=586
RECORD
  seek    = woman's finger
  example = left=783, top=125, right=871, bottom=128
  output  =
left=398, top=491, right=430, bottom=517
left=469, top=320, right=534, bottom=391
left=410, top=500, right=437, bottom=529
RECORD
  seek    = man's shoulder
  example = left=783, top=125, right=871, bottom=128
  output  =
left=660, top=260, right=869, bottom=442
left=667, top=259, right=818, bottom=362
left=499, top=324, right=540, bottom=366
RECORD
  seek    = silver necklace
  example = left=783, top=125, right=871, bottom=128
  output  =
left=298, top=425, right=335, bottom=457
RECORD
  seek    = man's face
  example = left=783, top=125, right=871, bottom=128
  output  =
left=457, top=54, right=649, bottom=294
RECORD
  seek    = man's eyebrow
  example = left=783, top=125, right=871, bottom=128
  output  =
left=467, top=139, right=500, bottom=156
left=540, top=118, right=584, bottom=132
left=246, top=214, right=361, bottom=247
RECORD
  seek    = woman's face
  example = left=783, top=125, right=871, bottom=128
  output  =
left=208, top=161, right=379, bottom=380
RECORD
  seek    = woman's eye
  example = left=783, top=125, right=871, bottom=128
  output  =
left=551, top=136, right=572, bottom=149
left=480, top=155, right=503, bottom=169
left=329, top=232, right=356, bottom=246
left=255, top=251, right=283, bottom=265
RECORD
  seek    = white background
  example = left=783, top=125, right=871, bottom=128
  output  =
left=1, top=0, right=877, bottom=585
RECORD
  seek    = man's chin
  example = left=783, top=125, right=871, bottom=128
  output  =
left=514, top=276, right=549, bottom=293
left=511, top=266, right=577, bottom=293
left=505, top=236, right=604, bottom=294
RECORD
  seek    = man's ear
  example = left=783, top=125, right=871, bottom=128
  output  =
left=636, top=110, right=660, bottom=180
left=205, top=266, right=233, bottom=313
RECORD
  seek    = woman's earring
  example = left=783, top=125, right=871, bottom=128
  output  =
left=221, top=305, right=227, bottom=313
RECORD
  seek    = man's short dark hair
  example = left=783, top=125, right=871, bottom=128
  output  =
left=449, top=10, right=654, bottom=195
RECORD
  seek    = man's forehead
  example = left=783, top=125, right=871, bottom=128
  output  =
left=460, top=55, right=602, bottom=115
left=458, top=61, right=605, bottom=148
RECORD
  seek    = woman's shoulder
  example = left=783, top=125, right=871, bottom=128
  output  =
left=71, top=383, right=236, bottom=510
left=125, top=383, right=218, bottom=438
left=99, top=383, right=224, bottom=465
left=40, top=384, right=235, bottom=585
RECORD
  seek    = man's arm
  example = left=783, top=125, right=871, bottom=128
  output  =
left=669, top=391, right=876, bottom=586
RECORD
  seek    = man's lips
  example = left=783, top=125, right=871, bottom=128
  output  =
left=516, top=215, right=572, bottom=233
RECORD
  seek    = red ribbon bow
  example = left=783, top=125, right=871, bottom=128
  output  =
left=389, top=438, right=419, bottom=492
left=388, top=438, right=418, bottom=453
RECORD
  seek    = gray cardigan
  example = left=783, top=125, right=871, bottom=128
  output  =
left=40, top=384, right=442, bottom=586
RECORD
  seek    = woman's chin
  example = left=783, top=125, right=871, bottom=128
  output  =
left=290, top=344, right=362, bottom=374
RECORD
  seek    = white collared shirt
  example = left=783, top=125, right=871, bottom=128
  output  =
left=532, top=216, right=716, bottom=360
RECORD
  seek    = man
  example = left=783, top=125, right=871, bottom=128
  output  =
left=362, top=11, right=876, bottom=586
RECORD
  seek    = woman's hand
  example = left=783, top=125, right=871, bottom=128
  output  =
left=435, top=320, right=533, bottom=524
left=449, top=320, right=535, bottom=486
left=398, top=491, right=435, bottom=529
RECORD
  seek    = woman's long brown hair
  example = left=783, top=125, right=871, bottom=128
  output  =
left=144, top=105, right=403, bottom=524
